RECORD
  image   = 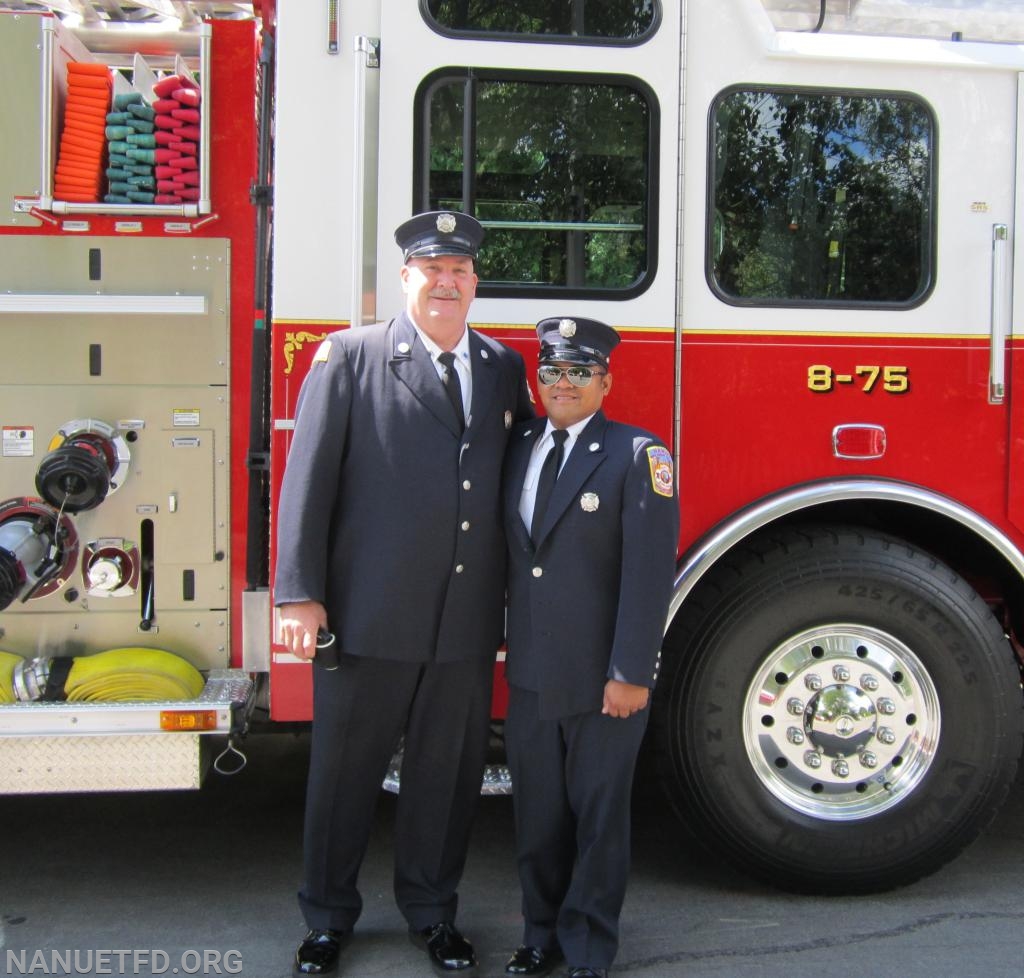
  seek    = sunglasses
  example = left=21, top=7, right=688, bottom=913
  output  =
left=537, top=365, right=606, bottom=388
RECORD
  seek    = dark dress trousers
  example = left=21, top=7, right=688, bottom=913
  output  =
left=275, top=312, right=532, bottom=932
left=503, top=410, right=679, bottom=969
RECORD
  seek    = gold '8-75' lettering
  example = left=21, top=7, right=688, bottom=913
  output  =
left=807, top=365, right=909, bottom=394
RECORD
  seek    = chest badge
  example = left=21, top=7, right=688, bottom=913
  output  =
left=580, top=492, right=600, bottom=513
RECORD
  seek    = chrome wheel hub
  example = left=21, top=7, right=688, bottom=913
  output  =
left=743, top=624, right=940, bottom=820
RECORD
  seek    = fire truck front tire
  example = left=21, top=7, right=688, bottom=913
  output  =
left=652, top=524, right=1024, bottom=894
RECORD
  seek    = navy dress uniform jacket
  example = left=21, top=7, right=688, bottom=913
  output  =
left=504, top=411, right=679, bottom=717
left=275, top=311, right=533, bottom=661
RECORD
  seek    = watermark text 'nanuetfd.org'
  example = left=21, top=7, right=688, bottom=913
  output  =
left=5, top=948, right=243, bottom=976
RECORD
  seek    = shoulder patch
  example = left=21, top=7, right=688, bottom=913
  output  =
left=646, top=445, right=674, bottom=498
left=312, top=340, right=332, bottom=365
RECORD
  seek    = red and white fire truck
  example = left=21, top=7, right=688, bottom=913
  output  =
left=2, top=0, right=1024, bottom=894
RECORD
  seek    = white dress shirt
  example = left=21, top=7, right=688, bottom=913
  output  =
left=518, top=414, right=596, bottom=531
left=412, top=323, right=473, bottom=425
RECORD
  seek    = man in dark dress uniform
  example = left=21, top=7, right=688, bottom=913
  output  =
left=501, top=318, right=678, bottom=978
left=275, top=211, right=533, bottom=978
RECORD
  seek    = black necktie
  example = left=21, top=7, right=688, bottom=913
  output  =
left=438, top=351, right=465, bottom=431
left=531, top=428, right=569, bottom=543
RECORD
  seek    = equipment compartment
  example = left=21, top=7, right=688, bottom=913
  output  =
left=0, top=11, right=211, bottom=219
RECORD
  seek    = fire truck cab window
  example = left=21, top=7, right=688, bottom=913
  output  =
left=416, top=71, right=657, bottom=298
left=422, top=0, right=659, bottom=43
left=710, top=88, right=935, bottom=306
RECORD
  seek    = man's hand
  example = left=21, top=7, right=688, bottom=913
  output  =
left=602, top=679, right=649, bottom=718
left=278, top=600, right=328, bottom=660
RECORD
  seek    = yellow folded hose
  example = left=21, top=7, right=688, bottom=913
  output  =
left=63, top=647, right=204, bottom=702
left=0, top=650, right=22, bottom=704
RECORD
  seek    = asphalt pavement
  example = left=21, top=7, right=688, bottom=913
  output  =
left=2, top=730, right=1024, bottom=978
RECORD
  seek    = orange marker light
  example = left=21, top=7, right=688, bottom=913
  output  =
left=160, top=710, right=219, bottom=731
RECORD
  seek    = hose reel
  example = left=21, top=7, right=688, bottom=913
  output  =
left=0, top=497, right=78, bottom=611
left=34, top=419, right=130, bottom=514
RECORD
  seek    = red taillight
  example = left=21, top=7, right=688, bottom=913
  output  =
left=832, top=424, right=886, bottom=460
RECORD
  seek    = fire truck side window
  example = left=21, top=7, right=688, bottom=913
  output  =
left=415, top=70, right=657, bottom=298
left=421, top=0, right=659, bottom=43
left=709, top=87, right=935, bottom=307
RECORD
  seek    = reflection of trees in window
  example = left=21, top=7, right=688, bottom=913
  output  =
left=424, top=0, right=657, bottom=40
left=420, top=72, right=654, bottom=293
left=711, top=89, right=933, bottom=305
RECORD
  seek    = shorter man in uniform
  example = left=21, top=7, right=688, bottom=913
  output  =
left=501, top=318, right=679, bottom=978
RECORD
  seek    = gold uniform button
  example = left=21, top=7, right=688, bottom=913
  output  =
left=532, top=567, right=543, bottom=578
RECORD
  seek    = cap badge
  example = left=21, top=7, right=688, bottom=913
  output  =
left=504, top=410, right=513, bottom=429
left=558, top=318, right=577, bottom=338
left=436, top=213, right=457, bottom=233
left=580, top=492, right=600, bottom=513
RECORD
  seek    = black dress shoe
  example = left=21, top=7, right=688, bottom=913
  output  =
left=565, top=968, right=608, bottom=978
left=505, top=945, right=564, bottom=976
left=409, top=921, right=478, bottom=975
left=294, top=929, right=349, bottom=977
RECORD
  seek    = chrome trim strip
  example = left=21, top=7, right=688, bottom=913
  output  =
left=669, top=478, right=1024, bottom=620
left=0, top=669, right=251, bottom=736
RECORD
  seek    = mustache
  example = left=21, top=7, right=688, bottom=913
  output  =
left=428, top=288, right=462, bottom=300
